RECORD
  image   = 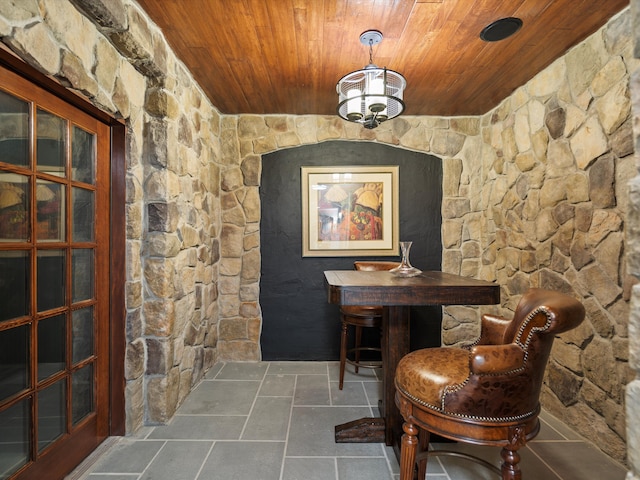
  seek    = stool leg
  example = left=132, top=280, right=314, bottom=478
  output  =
left=400, top=421, right=419, bottom=480
left=339, top=320, right=348, bottom=390
left=500, top=424, right=525, bottom=480
left=417, top=428, right=430, bottom=480
left=354, top=325, right=362, bottom=373
left=500, top=447, right=522, bottom=480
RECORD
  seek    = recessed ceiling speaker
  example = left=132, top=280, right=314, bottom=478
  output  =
left=480, top=17, right=523, bottom=42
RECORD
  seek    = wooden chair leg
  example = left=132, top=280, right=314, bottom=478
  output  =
left=500, top=446, right=522, bottom=480
left=400, top=421, right=419, bottom=480
left=339, top=321, right=348, bottom=390
left=354, top=325, right=362, bottom=373
left=417, top=428, right=430, bottom=480
left=501, top=424, right=526, bottom=480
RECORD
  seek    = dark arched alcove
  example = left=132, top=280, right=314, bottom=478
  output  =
left=259, top=141, right=443, bottom=360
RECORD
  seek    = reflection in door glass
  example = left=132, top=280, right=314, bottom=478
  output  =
left=37, top=314, right=66, bottom=381
left=0, top=324, right=29, bottom=401
left=37, top=378, right=66, bottom=452
left=0, top=173, right=30, bottom=242
left=72, top=307, right=93, bottom=363
left=72, top=187, right=93, bottom=242
left=0, top=399, right=30, bottom=478
left=72, top=125, right=95, bottom=184
left=0, top=89, right=29, bottom=168
left=72, top=249, right=94, bottom=303
left=37, top=249, right=65, bottom=312
left=72, top=364, right=93, bottom=425
left=36, top=108, right=66, bottom=177
left=0, top=251, right=30, bottom=321
left=36, top=180, right=64, bottom=242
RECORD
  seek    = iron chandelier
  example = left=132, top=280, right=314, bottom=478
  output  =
left=336, top=30, right=406, bottom=129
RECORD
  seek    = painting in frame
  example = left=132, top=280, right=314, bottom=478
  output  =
left=301, top=165, right=399, bottom=257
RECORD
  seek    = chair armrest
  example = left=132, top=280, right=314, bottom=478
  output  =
left=470, top=344, right=525, bottom=374
left=476, top=314, right=512, bottom=345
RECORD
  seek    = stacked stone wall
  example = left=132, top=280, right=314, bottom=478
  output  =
left=467, top=11, right=635, bottom=463
left=0, top=0, right=222, bottom=431
left=625, top=1, right=640, bottom=478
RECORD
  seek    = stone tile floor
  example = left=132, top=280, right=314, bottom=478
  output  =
left=68, top=361, right=628, bottom=480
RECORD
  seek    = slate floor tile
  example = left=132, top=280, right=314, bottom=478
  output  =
left=73, top=362, right=625, bottom=480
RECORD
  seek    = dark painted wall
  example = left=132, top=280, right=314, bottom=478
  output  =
left=259, top=141, right=443, bottom=360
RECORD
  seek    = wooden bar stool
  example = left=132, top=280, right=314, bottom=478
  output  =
left=338, top=261, right=399, bottom=390
left=394, top=288, right=585, bottom=480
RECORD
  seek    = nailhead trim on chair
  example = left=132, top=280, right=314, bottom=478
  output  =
left=465, top=305, right=552, bottom=352
left=442, top=378, right=471, bottom=404
left=395, top=387, right=442, bottom=413
left=396, top=307, right=552, bottom=423
left=467, top=306, right=553, bottom=379
left=397, top=387, right=539, bottom=423
left=491, top=305, right=553, bottom=377
left=515, top=306, right=553, bottom=350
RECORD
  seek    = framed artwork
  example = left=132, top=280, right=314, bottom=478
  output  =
left=301, top=165, right=399, bottom=257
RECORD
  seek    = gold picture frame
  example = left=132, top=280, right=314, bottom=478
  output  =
left=301, top=165, right=399, bottom=257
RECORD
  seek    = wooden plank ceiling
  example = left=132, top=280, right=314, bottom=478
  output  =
left=135, top=0, right=629, bottom=117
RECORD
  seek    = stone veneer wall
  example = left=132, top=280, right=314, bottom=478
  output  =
left=626, top=1, right=640, bottom=479
left=471, top=11, right=636, bottom=463
left=0, top=0, right=223, bottom=432
left=2, top=0, right=637, bottom=473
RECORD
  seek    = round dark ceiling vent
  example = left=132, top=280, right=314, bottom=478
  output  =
left=480, top=17, right=523, bottom=42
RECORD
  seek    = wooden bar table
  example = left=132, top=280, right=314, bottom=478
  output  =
left=324, top=270, right=500, bottom=448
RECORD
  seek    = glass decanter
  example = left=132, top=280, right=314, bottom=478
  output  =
left=390, top=241, right=422, bottom=277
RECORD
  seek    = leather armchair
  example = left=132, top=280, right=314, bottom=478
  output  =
left=394, top=288, right=585, bottom=480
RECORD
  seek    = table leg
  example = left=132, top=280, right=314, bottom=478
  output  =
left=334, top=305, right=410, bottom=445
left=382, top=305, right=411, bottom=446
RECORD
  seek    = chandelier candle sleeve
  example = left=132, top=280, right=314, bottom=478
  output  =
left=346, top=89, right=363, bottom=120
left=367, top=75, right=386, bottom=114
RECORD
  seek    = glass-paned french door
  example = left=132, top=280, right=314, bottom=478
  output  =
left=0, top=65, right=110, bottom=480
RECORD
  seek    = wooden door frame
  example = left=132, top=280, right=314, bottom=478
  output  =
left=0, top=45, right=126, bottom=436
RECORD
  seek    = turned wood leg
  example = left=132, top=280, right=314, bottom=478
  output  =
left=339, top=321, right=348, bottom=390
left=500, top=425, right=525, bottom=480
left=400, top=421, right=419, bottom=480
left=417, top=428, right=430, bottom=480
left=500, top=447, right=522, bottom=480
left=354, top=325, right=362, bottom=373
